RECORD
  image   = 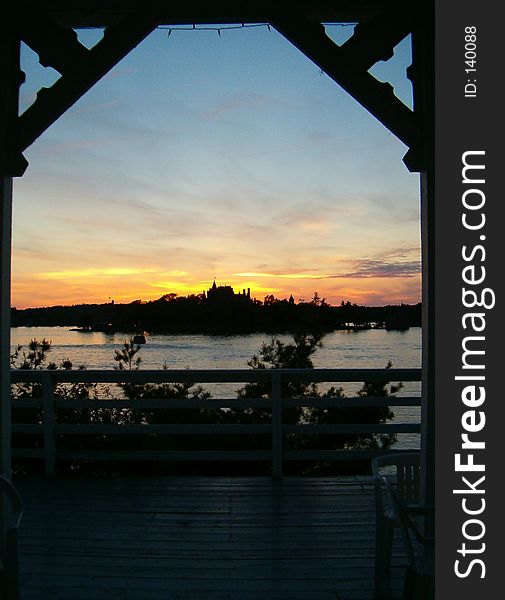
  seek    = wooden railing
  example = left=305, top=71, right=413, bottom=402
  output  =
left=10, top=368, right=421, bottom=477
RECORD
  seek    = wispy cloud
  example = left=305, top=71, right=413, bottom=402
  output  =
left=203, top=93, right=288, bottom=118
left=234, top=271, right=325, bottom=280
left=332, top=248, right=421, bottom=279
left=38, top=267, right=158, bottom=280
left=336, top=261, right=420, bottom=279
left=67, top=101, right=120, bottom=116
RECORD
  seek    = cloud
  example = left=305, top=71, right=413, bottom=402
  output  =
left=332, top=248, right=421, bottom=279
left=336, top=261, right=420, bottom=279
left=203, top=93, right=287, bottom=118
left=39, top=137, right=122, bottom=155
left=13, top=246, right=61, bottom=262
left=101, top=65, right=139, bottom=81
left=37, top=267, right=158, bottom=280
left=304, top=130, right=335, bottom=143
left=67, top=101, right=120, bottom=116
left=234, top=271, right=325, bottom=280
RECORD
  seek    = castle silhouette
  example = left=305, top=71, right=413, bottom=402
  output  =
left=203, top=280, right=251, bottom=302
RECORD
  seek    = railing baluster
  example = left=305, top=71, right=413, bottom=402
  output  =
left=42, top=372, right=56, bottom=477
left=271, top=371, right=282, bottom=479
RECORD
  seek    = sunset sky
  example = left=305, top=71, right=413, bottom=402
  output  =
left=12, top=25, right=421, bottom=309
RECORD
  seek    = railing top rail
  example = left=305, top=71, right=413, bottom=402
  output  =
left=10, top=367, right=422, bottom=384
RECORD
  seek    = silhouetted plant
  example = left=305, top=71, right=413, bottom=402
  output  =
left=114, top=338, right=142, bottom=371
left=232, top=333, right=322, bottom=414
left=11, top=335, right=401, bottom=475
left=112, top=341, right=220, bottom=454
left=113, top=337, right=144, bottom=410
left=10, top=339, right=112, bottom=470
left=305, top=361, right=399, bottom=461
left=224, top=334, right=321, bottom=461
left=230, top=333, right=398, bottom=473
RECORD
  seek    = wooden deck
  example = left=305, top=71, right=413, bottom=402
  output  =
left=15, top=476, right=405, bottom=600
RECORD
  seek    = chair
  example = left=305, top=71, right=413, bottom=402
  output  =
left=0, top=476, right=23, bottom=600
left=383, top=476, right=434, bottom=600
left=371, top=452, right=420, bottom=599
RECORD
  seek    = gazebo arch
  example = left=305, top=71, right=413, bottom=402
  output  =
left=0, top=0, right=434, bottom=507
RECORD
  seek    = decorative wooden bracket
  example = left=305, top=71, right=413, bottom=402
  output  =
left=0, top=14, right=26, bottom=176
left=270, top=3, right=425, bottom=171
left=11, top=8, right=159, bottom=174
left=7, top=3, right=427, bottom=175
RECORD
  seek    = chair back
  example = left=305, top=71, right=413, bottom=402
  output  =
left=394, top=455, right=420, bottom=505
left=371, top=452, right=420, bottom=513
left=382, top=476, right=434, bottom=599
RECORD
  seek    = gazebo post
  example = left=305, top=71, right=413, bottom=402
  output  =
left=0, top=176, right=13, bottom=479
left=420, top=169, right=435, bottom=513
left=1, top=14, right=20, bottom=549
left=0, top=13, right=21, bottom=482
left=413, top=4, right=435, bottom=514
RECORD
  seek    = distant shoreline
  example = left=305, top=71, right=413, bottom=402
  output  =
left=11, top=299, right=421, bottom=334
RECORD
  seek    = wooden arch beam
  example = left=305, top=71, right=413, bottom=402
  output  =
left=270, top=3, right=423, bottom=170
left=13, top=9, right=159, bottom=168
left=9, top=1, right=426, bottom=173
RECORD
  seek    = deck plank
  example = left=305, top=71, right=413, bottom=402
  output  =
left=15, top=476, right=405, bottom=600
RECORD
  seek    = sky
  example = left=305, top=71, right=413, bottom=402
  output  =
left=12, top=24, right=421, bottom=309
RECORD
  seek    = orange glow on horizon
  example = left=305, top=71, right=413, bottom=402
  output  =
left=12, top=269, right=421, bottom=309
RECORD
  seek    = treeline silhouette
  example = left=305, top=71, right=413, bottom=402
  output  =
left=12, top=293, right=421, bottom=333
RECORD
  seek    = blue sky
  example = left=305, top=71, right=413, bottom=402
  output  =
left=12, top=24, right=420, bottom=308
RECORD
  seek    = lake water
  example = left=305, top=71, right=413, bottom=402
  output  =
left=11, top=326, right=422, bottom=449
left=11, top=326, right=421, bottom=370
